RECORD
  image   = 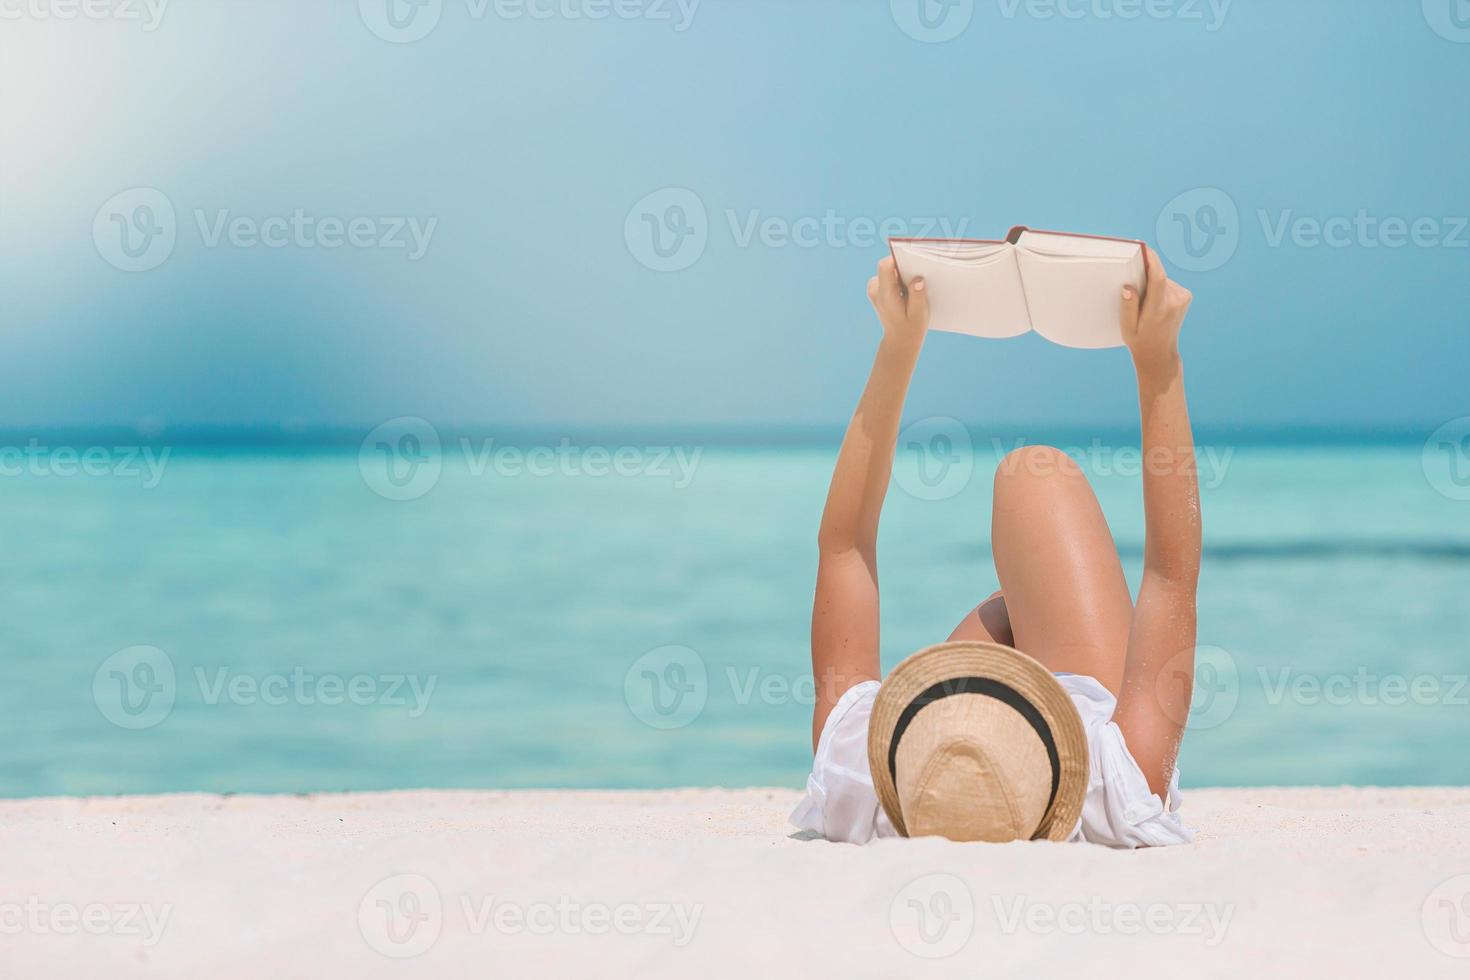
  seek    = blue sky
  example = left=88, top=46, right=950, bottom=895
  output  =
left=2, top=0, right=1466, bottom=432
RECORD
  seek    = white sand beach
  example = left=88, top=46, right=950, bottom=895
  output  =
left=2, top=787, right=1468, bottom=978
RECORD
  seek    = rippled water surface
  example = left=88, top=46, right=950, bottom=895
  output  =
left=3, top=443, right=1467, bottom=796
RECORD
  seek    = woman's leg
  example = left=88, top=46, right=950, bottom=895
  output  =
left=988, top=445, right=1134, bottom=695
left=945, top=591, right=1014, bottom=645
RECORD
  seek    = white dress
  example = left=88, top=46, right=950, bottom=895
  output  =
left=789, top=674, right=1195, bottom=848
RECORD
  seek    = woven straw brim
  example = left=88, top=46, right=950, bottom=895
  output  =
left=867, top=641, right=1089, bottom=842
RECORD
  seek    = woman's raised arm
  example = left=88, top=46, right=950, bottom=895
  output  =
left=1111, top=248, right=1203, bottom=796
left=809, top=257, right=929, bottom=748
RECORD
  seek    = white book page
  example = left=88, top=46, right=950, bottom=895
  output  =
left=889, top=239, right=1030, bottom=339
left=1014, top=232, right=1145, bottom=350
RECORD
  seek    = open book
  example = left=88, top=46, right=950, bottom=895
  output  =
left=889, top=227, right=1146, bottom=350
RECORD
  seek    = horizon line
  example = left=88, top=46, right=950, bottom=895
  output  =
left=0, top=421, right=1448, bottom=448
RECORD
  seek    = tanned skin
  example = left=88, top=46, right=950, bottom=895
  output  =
left=811, top=249, right=1200, bottom=797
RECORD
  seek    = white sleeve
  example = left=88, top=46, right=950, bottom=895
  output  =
left=789, top=681, right=892, bottom=844
left=1077, top=719, right=1196, bottom=849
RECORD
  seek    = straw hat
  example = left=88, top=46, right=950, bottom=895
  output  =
left=867, top=641, right=1089, bottom=842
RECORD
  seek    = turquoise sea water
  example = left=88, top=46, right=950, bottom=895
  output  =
left=2, top=439, right=1468, bottom=798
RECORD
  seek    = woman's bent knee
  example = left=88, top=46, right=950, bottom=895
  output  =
left=994, top=444, right=1084, bottom=490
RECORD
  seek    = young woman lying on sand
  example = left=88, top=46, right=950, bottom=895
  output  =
left=792, top=248, right=1200, bottom=847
